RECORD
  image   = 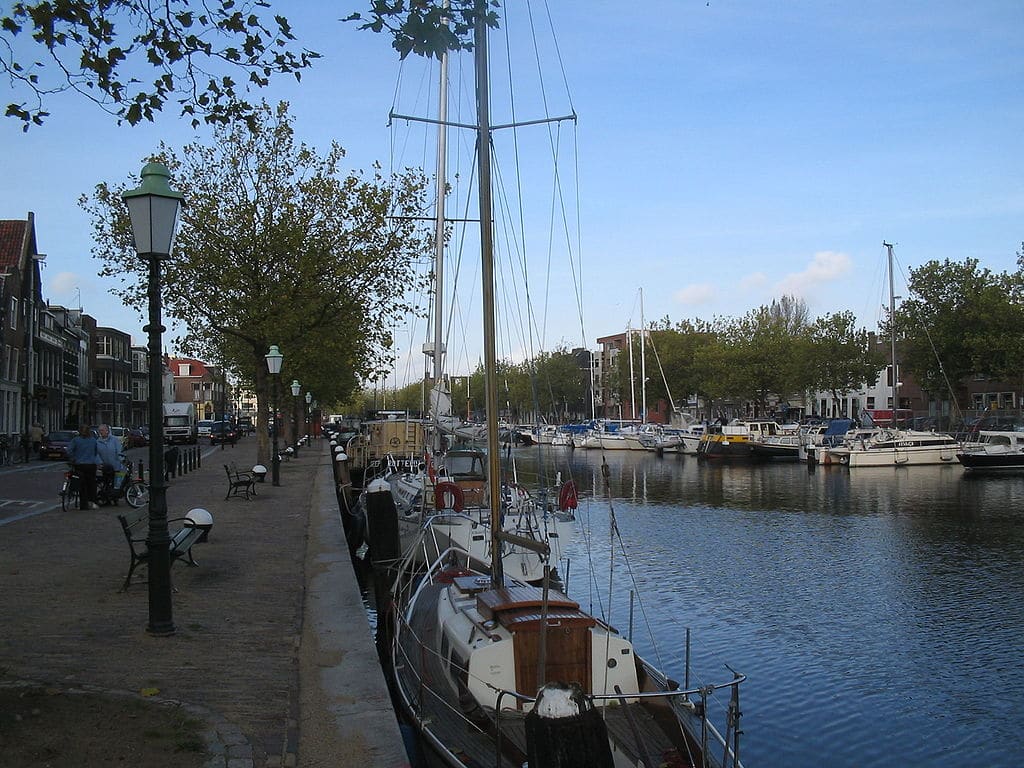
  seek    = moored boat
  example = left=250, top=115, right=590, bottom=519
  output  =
left=956, top=430, right=1024, bottom=471
left=826, top=428, right=960, bottom=467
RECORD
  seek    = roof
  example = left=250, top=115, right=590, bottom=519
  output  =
left=166, top=357, right=214, bottom=377
left=0, top=219, right=28, bottom=272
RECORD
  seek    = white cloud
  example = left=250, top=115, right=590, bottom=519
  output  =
left=47, top=271, right=81, bottom=299
left=740, top=272, right=768, bottom=291
left=773, top=251, right=851, bottom=297
left=673, top=283, right=717, bottom=305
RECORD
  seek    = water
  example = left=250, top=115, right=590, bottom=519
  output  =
left=511, top=449, right=1024, bottom=768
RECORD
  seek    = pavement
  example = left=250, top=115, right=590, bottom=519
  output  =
left=0, top=438, right=409, bottom=767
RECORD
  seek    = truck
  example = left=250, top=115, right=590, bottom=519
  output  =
left=163, top=402, right=198, bottom=444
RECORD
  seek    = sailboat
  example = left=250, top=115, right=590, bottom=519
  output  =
left=358, top=11, right=575, bottom=587
left=826, top=242, right=960, bottom=467
left=383, top=9, right=745, bottom=768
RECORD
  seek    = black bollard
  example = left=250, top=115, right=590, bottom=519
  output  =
left=364, top=479, right=400, bottom=565
left=525, top=683, right=613, bottom=768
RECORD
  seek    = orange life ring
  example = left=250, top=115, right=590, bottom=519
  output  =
left=558, top=480, right=578, bottom=511
left=434, top=481, right=464, bottom=512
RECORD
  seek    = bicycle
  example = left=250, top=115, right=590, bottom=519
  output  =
left=60, top=468, right=81, bottom=512
left=61, top=460, right=149, bottom=511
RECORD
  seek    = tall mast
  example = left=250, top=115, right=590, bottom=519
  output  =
left=474, top=5, right=504, bottom=588
left=627, top=325, right=636, bottom=420
left=431, top=4, right=449, bottom=388
left=640, top=287, right=647, bottom=424
left=884, top=241, right=897, bottom=429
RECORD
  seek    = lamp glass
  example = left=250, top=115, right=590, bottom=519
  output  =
left=122, top=162, right=183, bottom=257
left=265, top=345, right=283, bottom=375
left=305, top=392, right=312, bottom=404
left=291, top=379, right=301, bottom=397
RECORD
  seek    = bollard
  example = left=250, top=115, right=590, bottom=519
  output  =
left=138, top=460, right=145, bottom=482
left=196, top=446, right=201, bottom=468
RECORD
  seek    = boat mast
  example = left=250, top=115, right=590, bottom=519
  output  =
left=432, top=14, right=449, bottom=390
left=627, top=324, right=636, bottom=420
left=474, top=4, right=504, bottom=588
left=884, top=241, right=897, bottom=429
left=640, top=287, right=647, bottom=424
left=428, top=9, right=450, bottom=452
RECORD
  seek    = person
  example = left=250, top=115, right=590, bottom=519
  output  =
left=96, top=424, right=126, bottom=504
left=67, top=424, right=100, bottom=510
left=29, top=422, right=44, bottom=458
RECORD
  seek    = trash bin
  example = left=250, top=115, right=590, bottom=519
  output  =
left=251, top=464, right=268, bottom=483
left=185, top=508, right=214, bottom=543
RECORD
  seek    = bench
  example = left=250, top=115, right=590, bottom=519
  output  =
left=224, top=463, right=256, bottom=500
left=117, top=507, right=210, bottom=592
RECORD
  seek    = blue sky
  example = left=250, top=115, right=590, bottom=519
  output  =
left=2, top=1, right=1021, bottom=381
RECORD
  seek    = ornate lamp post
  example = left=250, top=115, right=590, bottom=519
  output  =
left=290, top=379, right=301, bottom=457
left=122, top=162, right=184, bottom=637
left=265, top=345, right=283, bottom=485
left=304, top=391, right=312, bottom=444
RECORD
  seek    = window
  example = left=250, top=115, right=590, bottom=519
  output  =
left=132, top=380, right=147, bottom=401
left=178, top=363, right=191, bottom=376
left=999, top=392, right=1015, bottom=409
left=9, top=297, right=17, bottom=330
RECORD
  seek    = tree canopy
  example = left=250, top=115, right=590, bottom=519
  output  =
left=1, top=0, right=318, bottom=129
left=894, top=257, right=1024, bottom=401
left=345, top=0, right=500, bottom=60
left=81, top=100, right=432, bottom=459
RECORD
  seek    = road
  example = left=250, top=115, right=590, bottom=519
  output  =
left=0, top=444, right=233, bottom=526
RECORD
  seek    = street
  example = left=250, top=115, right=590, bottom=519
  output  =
left=0, top=444, right=232, bottom=526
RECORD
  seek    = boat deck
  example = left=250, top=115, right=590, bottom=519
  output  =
left=395, top=582, right=705, bottom=768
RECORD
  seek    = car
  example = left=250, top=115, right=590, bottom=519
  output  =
left=209, top=422, right=239, bottom=445
left=197, top=420, right=215, bottom=439
left=39, top=430, right=77, bottom=460
left=126, top=428, right=148, bottom=448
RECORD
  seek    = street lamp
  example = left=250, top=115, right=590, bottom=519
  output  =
left=290, top=379, right=301, bottom=457
left=304, top=391, right=312, bottom=444
left=265, top=345, right=283, bottom=485
left=122, top=161, right=184, bottom=637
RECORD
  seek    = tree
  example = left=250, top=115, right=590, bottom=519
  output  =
left=346, top=0, right=500, bottom=60
left=806, top=311, right=886, bottom=409
left=726, top=297, right=812, bottom=413
left=81, top=101, right=432, bottom=464
left=1, top=1, right=318, bottom=130
left=895, top=258, right=1024, bottom=405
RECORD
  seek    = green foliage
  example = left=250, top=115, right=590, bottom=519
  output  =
left=346, top=0, right=501, bottom=60
left=80, top=101, right=432, bottom=459
left=1, top=1, right=319, bottom=130
left=895, top=257, right=1024, bottom=403
left=807, top=311, right=886, bottom=400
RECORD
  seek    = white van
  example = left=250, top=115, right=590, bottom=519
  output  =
left=197, top=420, right=215, bottom=438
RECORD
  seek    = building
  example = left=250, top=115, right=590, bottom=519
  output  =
left=167, top=357, right=229, bottom=421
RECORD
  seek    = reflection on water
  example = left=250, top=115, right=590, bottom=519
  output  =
left=512, top=448, right=1024, bottom=768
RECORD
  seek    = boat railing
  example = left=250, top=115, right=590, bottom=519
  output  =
left=490, top=673, right=746, bottom=768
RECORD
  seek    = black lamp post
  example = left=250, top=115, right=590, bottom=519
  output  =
left=304, top=391, right=312, bottom=444
left=290, top=379, right=301, bottom=458
left=265, top=345, right=283, bottom=485
left=122, top=162, right=184, bottom=637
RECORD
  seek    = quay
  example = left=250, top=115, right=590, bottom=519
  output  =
left=0, top=439, right=408, bottom=767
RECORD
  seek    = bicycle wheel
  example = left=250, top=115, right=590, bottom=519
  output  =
left=125, top=482, right=149, bottom=508
left=61, top=483, right=79, bottom=512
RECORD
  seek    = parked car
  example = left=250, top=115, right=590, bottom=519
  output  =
left=39, top=430, right=76, bottom=460
left=126, top=428, right=148, bottom=448
left=209, top=422, right=239, bottom=445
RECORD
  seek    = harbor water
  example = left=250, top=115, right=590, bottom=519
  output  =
left=514, top=447, right=1024, bottom=768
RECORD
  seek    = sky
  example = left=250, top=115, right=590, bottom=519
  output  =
left=2, top=1, right=1021, bottom=384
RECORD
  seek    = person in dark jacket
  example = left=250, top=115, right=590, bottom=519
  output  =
left=67, top=424, right=100, bottom=510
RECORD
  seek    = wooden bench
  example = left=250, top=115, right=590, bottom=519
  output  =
left=117, top=507, right=209, bottom=592
left=224, top=463, right=255, bottom=500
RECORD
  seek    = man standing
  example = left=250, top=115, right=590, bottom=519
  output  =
left=29, top=422, right=44, bottom=458
left=67, top=425, right=100, bottom=510
left=96, top=424, right=126, bottom=504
